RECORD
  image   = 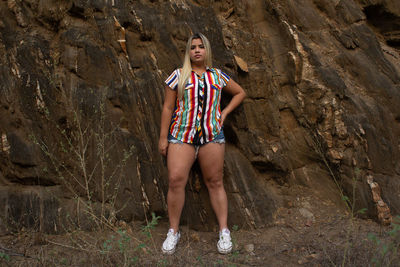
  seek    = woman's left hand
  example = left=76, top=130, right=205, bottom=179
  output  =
left=220, top=79, right=246, bottom=126
left=221, top=110, right=227, bottom=126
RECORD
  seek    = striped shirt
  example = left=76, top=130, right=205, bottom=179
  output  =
left=165, top=67, right=230, bottom=144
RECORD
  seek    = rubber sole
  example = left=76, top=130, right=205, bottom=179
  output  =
left=217, top=243, right=232, bottom=254
left=162, top=247, right=176, bottom=255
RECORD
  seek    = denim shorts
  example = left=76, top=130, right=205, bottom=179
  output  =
left=168, top=129, right=225, bottom=158
left=167, top=129, right=226, bottom=145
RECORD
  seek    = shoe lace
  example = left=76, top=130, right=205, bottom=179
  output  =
left=165, top=231, right=178, bottom=245
left=220, top=231, right=231, bottom=244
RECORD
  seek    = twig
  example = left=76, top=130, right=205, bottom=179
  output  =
left=0, top=245, right=30, bottom=258
left=45, top=239, right=96, bottom=253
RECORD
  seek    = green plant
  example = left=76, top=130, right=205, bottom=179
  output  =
left=27, top=91, right=158, bottom=266
left=101, top=235, right=114, bottom=254
left=157, top=258, right=168, bottom=267
left=142, top=212, right=162, bottom=237
left=32, top=91, right=135, bottom=230
left=95, top=212, right=161, bottom=266
left=307, top=129, right=351, bottom=211
left=141, top=212, right=162, bottom=251
left=0, top=251, right=10, bottom=262
left=232, top=224, right=239, bottom=231
left=340, top=168, right=362, bottom=266
left=117, top=229, right=131, bottom=253
left=229, top=250, right=240, bottom=259
left=307, top=129, right=371, bottom=266
left=368, top=215, right=400, bottom=266
left=196, top=255, right=204, bottom=266
left=223, top=224, right=240, bottom=265
left=59, top=257, right=68, bottom=265
left=231, top=225, right=239, bottom=250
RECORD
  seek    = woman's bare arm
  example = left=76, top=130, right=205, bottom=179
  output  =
left=159, top=86, right=177, bottom=156
left=221, top=79, right=246, bottom=125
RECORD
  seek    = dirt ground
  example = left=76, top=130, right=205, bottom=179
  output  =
left=1, top=184, right=399, bottom=266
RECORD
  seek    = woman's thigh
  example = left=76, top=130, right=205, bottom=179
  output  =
left=167, top=143, right=196, bottom=182
left=197, top=143, right=225, bottom=180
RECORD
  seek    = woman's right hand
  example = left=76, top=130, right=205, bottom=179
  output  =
left=158, top=138, right=169, bottom=156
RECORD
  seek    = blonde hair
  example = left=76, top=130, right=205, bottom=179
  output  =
left=177, top=33, right=213, bottom=98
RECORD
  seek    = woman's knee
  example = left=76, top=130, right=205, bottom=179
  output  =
left=168, top=172, right=187, bottom=191
left=204, top=175, right=224, bottom=190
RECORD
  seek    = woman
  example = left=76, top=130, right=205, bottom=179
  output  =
left=158, top=33, right=246, bottom=254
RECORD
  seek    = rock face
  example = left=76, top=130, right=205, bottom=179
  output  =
left=0, top=0, right=399, bottom=233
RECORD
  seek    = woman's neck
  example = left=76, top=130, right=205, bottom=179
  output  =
left=191, top=62, right=206, bottom=70
left=191, top=64, right=206, bottom=75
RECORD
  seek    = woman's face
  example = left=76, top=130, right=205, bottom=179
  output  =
left=189, top=38, right=206, bottom=65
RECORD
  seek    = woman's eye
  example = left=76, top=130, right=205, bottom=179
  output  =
left=199, top=45, right=204, bottom=48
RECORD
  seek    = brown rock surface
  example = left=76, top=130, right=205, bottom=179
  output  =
left=0, top=0, right=399, bottom=233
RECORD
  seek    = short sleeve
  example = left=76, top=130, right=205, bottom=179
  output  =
left=218, top=69, right=231, bottom=88
left=165, top=69, right=180, bottom=90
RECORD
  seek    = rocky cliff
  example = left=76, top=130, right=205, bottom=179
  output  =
left=0, top=0, right=399, bottom=233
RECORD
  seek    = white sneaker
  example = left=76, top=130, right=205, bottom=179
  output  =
left=162, top=229, right=180, bottom=254
left=217, top=228, right=232, bottom=254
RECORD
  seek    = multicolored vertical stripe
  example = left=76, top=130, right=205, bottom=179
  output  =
left=164, top=68, right=230, bottom=144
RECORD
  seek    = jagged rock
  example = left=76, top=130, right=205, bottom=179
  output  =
left=0, top=0, right=399, bottom=233
left=234, top=55, right=248, bottom=72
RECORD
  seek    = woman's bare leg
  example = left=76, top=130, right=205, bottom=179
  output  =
left=197, top=143, right=228, bottom=230
left=167, top=143, right=196, bottom=233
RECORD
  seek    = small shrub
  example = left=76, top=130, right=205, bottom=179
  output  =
left=368, top=215, right=400, bottom=266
